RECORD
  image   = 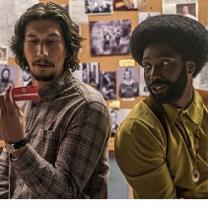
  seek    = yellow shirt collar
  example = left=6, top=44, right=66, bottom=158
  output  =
left=163, top=89, right=204, bottom=126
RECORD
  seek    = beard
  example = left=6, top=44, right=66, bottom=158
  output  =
left=30, top=71, right=56, bottom=82
left=147, top=66, right=188, bottom=103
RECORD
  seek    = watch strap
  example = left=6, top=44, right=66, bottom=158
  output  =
left=5, top=139, right=28, bottom=153
left=8, top=139, right=28, bottom=149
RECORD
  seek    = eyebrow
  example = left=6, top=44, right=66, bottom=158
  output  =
left=25, top=32, right=61, bottom=38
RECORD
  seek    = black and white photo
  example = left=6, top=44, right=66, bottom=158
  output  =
left=109, top=108, right=130, bottom=136
left=85, top=0, right=113, bottom=15
left=20, top=69, right=32, bottom=86
left=117, top=67, right=140, bottom=99
left=79, top=62, right=100, bottom=89
left=100, top=71, right=117, bottom=100
left=0, top=64, right=17, bottom=93
left=90, top=19, right=131, bottom=56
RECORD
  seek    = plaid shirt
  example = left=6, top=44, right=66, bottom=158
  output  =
left=0, top=70, right=111, bottom=198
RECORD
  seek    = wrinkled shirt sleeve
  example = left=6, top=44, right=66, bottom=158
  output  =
left=0, top=148, right=9, bottom=198
left=115, top=119, right=177, bottom=199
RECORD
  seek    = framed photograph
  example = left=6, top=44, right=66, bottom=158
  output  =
left=0, top=64, right=17, bottom=93
left=0, top=46, right=8, bottom=64
left=85, top=0, right=113, bottom=15
left=117, top=67, right=140, bottom=99
left=90, top=19, right=131, bottom=56
left=100, top=71, right=117, bottom=100
left=113, top=0, right=138, bottom=11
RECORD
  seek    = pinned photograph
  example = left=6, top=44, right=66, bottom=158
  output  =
left=113, top=0, right=138, bottom=11
left=162, top=0, right=198, bottom=20
left=90, top=19, right=131, bottom=56
left=20, top=70, right=32, bottom=86
left=176, top=3, right=197, bottom=20
left=138, top=0, right=148, bottom=11
left=0, top=47, right=8, bottom=64
left=139, top=67, right=149, bottom=96
left=194, top=63, right=208, bottom=90
left=0, top=64, right=17, bottom=93
left=85, top=0, right=113, bottom=15
left=117, top=67, right=140, bottom=99
left=109, top=108, right=131, bottom=136
left=138, top=12, right=160, bottom=23
left=100, top=71, right=117, bottom=100
left=79, top=62, right=100, bottom=89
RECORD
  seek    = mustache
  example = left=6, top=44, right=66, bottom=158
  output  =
left=148, top=79, right=169, bottom=87
left=32, top=59, right=54, bottom=67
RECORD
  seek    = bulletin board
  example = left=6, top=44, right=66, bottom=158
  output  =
left=3, top=0, right=208, bottom=109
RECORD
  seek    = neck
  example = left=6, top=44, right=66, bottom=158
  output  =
left=32, top=79, right=51, bottom=89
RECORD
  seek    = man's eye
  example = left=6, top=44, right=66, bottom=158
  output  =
left=143, top=64, right=152, bottom=71
left=47, top=39, right=59, bottom=45
left=161, top=61, right=171, bottom=66
left=28, top=40, right=38, bottom=44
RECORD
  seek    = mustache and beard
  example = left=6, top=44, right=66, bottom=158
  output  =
left=146, top=66, right=188, bottom=103
left=30, top=59, right=56, bottom=82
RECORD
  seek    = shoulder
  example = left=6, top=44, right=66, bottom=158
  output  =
left=115, top=100, right=166, bottom=153
left=120, top=100, right=164, bottom=133
left=72, top=77, right=106, bottom=106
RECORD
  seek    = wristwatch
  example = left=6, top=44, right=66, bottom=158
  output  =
left=5, top=139, right=28, bottom=153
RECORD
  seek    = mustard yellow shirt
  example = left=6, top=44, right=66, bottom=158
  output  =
left=115, top=90, right=208, bottom=198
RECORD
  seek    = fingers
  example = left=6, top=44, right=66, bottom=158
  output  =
left=5, top=84, right=14, bottom=105
left=0, top=91, right=7, bottom=119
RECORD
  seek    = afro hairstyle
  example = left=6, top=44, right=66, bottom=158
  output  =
left=130, top=14, right=208, bottom=77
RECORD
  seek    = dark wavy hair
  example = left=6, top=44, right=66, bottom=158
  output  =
left=10, top=2, right=83, bottom=72
left=130, top=14, right=208, bottom=77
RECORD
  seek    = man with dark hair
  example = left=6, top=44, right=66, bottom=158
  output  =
left=115, top=15, right=208, bottom=198
left=0, top=2, right=111, bottom=198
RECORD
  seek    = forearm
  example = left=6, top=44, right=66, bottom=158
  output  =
left=11, top=145, right=78, bottom=199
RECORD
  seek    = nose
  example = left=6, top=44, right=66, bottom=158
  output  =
left=36, top=43, right=48, bottom=57
left=149, top=65, right=161, bottom=80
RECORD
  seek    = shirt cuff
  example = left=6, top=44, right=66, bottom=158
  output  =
left=10, top=144, right=41, bottom=175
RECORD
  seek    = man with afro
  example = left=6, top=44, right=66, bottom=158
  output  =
left=115, top=15, right=208, bottom=198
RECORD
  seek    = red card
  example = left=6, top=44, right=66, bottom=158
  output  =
left=12, top=86, right=39, bottom=101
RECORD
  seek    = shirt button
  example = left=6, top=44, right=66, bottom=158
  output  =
left=192, top=169, right=200, bottom=182
left=194, top=129, right=201, bottom=138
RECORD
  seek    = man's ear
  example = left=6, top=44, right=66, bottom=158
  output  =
left=185, top=61, right=196, bottom=74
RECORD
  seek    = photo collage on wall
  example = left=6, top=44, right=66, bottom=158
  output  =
left=74, top=64, right=145, bottom=101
